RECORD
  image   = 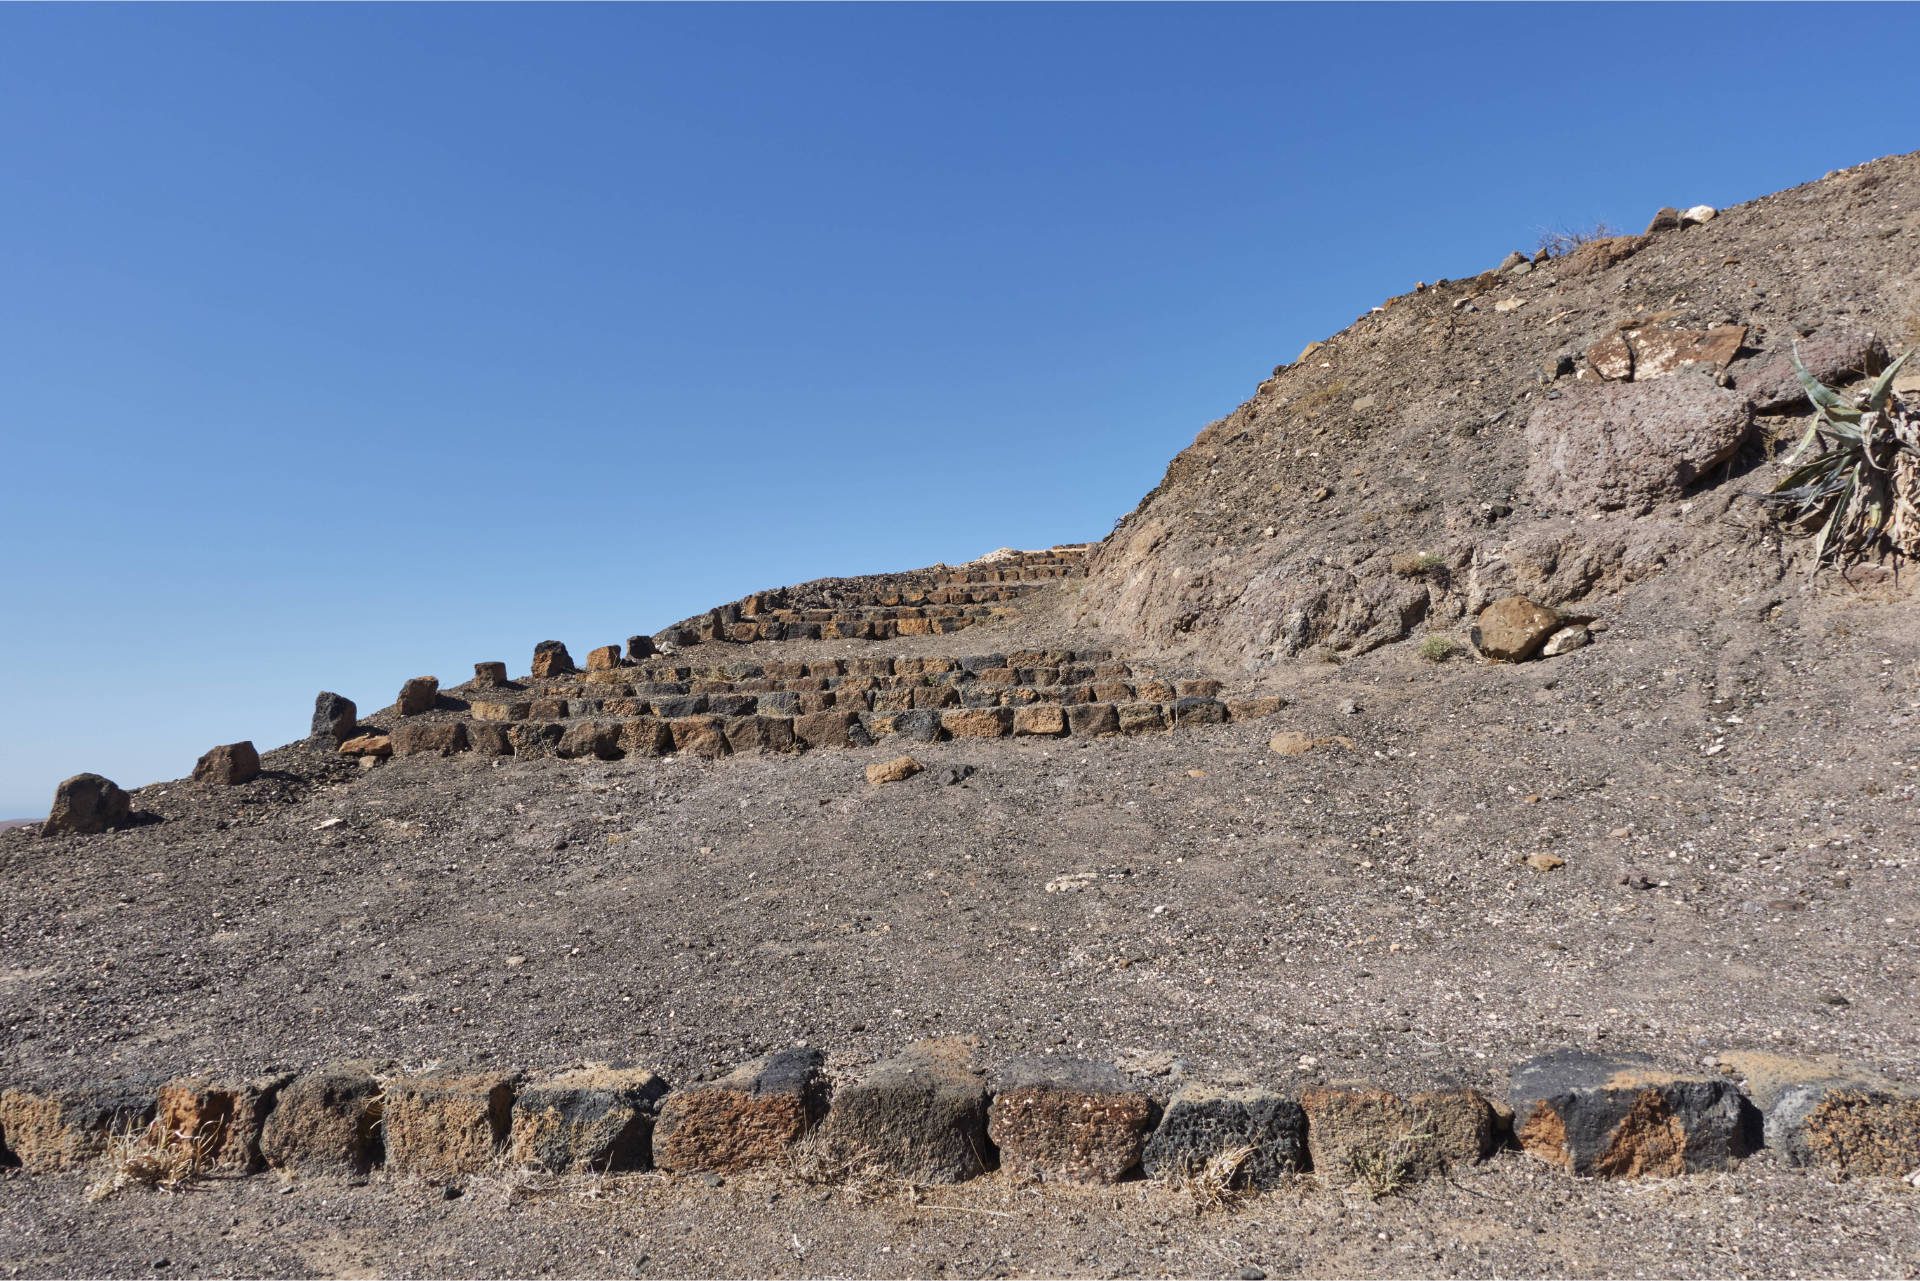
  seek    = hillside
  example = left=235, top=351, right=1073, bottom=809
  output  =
left=3, top=155, right=1920, bottom=1279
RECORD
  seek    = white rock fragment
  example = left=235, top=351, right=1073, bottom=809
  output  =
left=1540, top=625, right=1591, bottom=658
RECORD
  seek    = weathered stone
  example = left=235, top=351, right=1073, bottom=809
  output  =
left=382, top=1068, right=517, bottom=1177
left=1143, top=1084, right=1307, bottom=1189
left=1526, top=372, right=1752, bottom=515
left=1540, top=625, right=1591, bottom=657
left=876, top=708, right=944, bottom=742
left=1682, top=204, right=1716, bottom=226
left=1559, top=234, right=1649, bottom=277
left=1012, top=704, right=1067, bottom=737
left=155, top=1074, right=289, bottom=1174
left=866, top=755, right=923, bottom=785
left=668, top=716, right=732, bottom=759
left=1172, top=697, right=1227, bottom=727
left=1723, top=1052, right=1920, bottom=1176
left=586, top=645, right=623, bottom=672
left=557, top=721, right=623, bottom=761
left=470, top=700, right=530, bottom=722
left=1643, top=206, right=1682, bottom=234
left=528, top=698, right=569, bottom=720
left=618, top=718, right=674, bottom=758
left=1268, top=731, right=1316, bottom=756
left=626, top=635, right=657, bottom=662
left=192, top=741, right=261, bottom=786
left=0, top=1082, right=156, bottom=1172
left=987, top=1058, right=1158, bottom=1185
left=1626, top=325, right=1747, bottom=381
left=651, top=694, right=708, bottom=720
left=722, top=714, right=795, bottom=754
left=1739, top=325, right=1891, bottom=413
left=941, top=707, right=1013, bottom=739
left=813, top=1039, right=990, bottom=1184
left=1225, top=696, right=1286, bottom=721
left=259, top=1063, right=383, bottom=1173
left=392, top=721, right=470, bottom=757
left=397, top=676, right=440, bottom=716
left=1117, top=703, right=1167, bottom=735
left=1301, top=1086, right=1497, bottom=1186
left=531, top=641, right=576, bottom=679
left=509, top=1064, right=668, bottom=1173
left=472, top=661, right=508, bottom=687
left=652, top=1048, right=828, bottom=1173
left=1509, top=1049, right=1751, bottom=1178
left=794, top=710, right=867, bottom=750
left=338, top=733, right=393, bottom=758
left=312, top=691, right=358, bottom=741
left=1585, top=331, right=1635, bottom=381
left=510, top=722, right=564, bottom=758
left=1067, top=703, right=1120, bottom=737
left=467, top=722, right=512, bottom=756
left=41, top=773, right=133, bottom=837
left=1473, top=596, right=1563, bottom=662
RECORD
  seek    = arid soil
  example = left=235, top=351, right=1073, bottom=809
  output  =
left=5, top=156, right=1920, bottom=1278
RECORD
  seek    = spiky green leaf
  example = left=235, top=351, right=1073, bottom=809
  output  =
left=1866, top=352, right=1911, bottom=412
left=1792, top=342, right=1853, bottom=412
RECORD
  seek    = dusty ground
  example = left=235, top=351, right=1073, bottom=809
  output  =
left=7, top=157, right=1920, bottom=1278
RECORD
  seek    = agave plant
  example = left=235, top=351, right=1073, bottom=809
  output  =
left=1762, top=344, right=1920, bottom=569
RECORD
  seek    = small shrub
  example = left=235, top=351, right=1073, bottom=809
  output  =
left=1419, top=635, right=1461, bottom=663
left=1759, top=345, right=1918, bottom=569
left=87, top=1120, right=217, bottom=1201
left=1535, top=222, right=1622, bottom=259
left=1392, top=552, right=1445, bottom=578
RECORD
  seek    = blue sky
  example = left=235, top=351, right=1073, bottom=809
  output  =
left=3, top=3, right=1915, bottom=816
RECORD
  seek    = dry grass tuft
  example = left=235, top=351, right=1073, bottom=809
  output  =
left=1535, top=222, right=1623, bottom=259
left=1343, top=1114, right=1436, bottom=1200
left=87, top=1120, right=218, bottom=1201
left=1391, top=552, right=1445, bottom=579
left=1170, top=1144, right=1256, bottom=1212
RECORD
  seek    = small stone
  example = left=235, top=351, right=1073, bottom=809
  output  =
left=41, top=773, right=133, bottom=837
left=397, top=676, right=440, bottom=717
left=866, top=755, right=923, bottom=785
left=1540, top=626, right=1591, bottom=658
left=1498, top=251, right=1528, bottom=271
left=1268, top=732, right=1317, bottom=756
left=987, top=1058, right=1158, bottom=1185
left=1681, top=205, right=1716, bottom=226
left=1509, top=1048, right=1751, bottom=1178
left=652, top=1049, right=828, bottom=1174
left=1143, top=1084, right=1307, bottom=1189
left=811, top=1039, right=991, bottom=1184
left=339, top=733, right=393, bottom=758
left=1493, top=297, right=1525, bottom=313
left=472, top=662, right=508, bottom=688
left=1526, top=853, right=1566, bottom=872
left=312, top=692, right=358, bottom=741
left=1473, top=596, right=1564, bottom=662
left=937, top=764, right=974, bottom=786
left=1239, top=1269, right=1267, bottom=1281
left=1338, top=698, right=1359, bottom=716
left=192, top=742, right=261, bottom=786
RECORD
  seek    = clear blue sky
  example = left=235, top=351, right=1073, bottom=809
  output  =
left=3, top=3, right=1914, bottom=816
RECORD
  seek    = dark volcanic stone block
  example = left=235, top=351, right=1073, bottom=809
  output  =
left=1172, top=697, right=1228, bottom=726
left=813, top=1039, right=990, bottom=1183
left=259, top=1063, right=383, bottom=1173
left=312, top=691, right=358, bottom=741
left=156, top=1074, right=290, bottom=1174
left=41, top=773, right=134, bottom=837
left=1143, top=1083, right=1306, bottom=1189
left=1510, top=1049, right=1751, bottom=1178
left=652, top=1048, right=828, bottom=1173
left=652, top=694, right=710, bottom=720
left=1067, top=703, right=1120, bottom=737
left=393, top=721, right=470, bottom=757
left=556, top=721, right=624, bottom=761
left=723, top=714, right=796, bottom=754
left=510, top=1064, right=669, bottom=1173
left=987, top=1058, right=1158, bottom=1184
left=1731, top=1053, right=1920, bottom=1175
left=510, top=722, right=565, bottom=758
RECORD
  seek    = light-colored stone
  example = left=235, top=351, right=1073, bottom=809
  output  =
left=1540, top=625, right=1592, bottom=657
left=338, top=733, right=393, bottom=758
left=1526, top=372, right=1752, bottom=515
left=1473, top=596, right=1563, bottom=662
left=865, top=755, right=923, bottom=785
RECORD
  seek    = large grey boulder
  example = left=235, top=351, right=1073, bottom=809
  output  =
left=41, top=773, right=133, bottom=837
left=1526, top=371, right=1753, bottom=515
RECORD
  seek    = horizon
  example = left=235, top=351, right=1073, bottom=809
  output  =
left=5, top=2, right=1919, bottom=817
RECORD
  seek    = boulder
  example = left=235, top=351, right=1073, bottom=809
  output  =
left=866, top=755, right=923, bottom=785
left=1142, top=1083, right=1307, bottom=1189
left=41, top=773, right=133, bottom=837
left=470, top=700, right=530, bottom=722
left=509, top=1065, right=668, bottom=1173
left=1526, top=372, right=1752, bottom=515
left=626, top=635, right=657, bottom=661
left=392, top=722, right=469, bottom=757
left=472, top=662, right=508, bottom=688
left=1738, top=325, right=1890, bottom=413
left=941, top=707, right=1014, bottom=739
left=556, top=721, right=624, bottom=761
left=1172, top=697, right=1227, bottom=727
left=1301, top=1086, right=1497, bottom=1187
left=338, top=733, right=393, bottom=758
left=258, top=1063, right=384, bottom=1174
left=987, top=1058, right=1158, bottom=1185
left=1723, top=1052, right=1920, bottom=1176
left=0, top=1082, right=156, bottom=1172
left=509, top=722, right=565, bottom=759
left=155, top=1074, right=290, bottom=1174
left=312, top=692, right=358, bottom=741
left=382, top=1068, right=517, bottom=1177
left=811, top=1039, right=990, bottom=1184
left=652, top=1048, right=828, bottom=1173
left=397, top=676, right=440, bottom=717
left=531, top=641, right=577, bottom=679
left=586, top=645, right=624, bottom=672
left=192, top=741, right=261, bottom=786
left=1509, top=1048, right=1751, bottom=1178
left=1473, top=596, right=1563, bottom=662
left=1067, top=703, right=1121, bottom=737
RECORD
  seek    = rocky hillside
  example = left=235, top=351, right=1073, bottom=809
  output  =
left=1078, top=152, right=1920, bottom=671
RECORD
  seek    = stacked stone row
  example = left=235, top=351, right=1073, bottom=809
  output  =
left=3, top=1044, right=1913, bottom=1188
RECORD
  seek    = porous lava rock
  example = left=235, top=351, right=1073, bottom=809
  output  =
left=392, top=721, right=469, bottom=757
left=311, top=691, right=358, bottom=741
left=508, top=1065, right=668, bottom=1173
left=155, top=1073, right=290, bottom=1174
left=1142, top=1083, right=1307, bottom=1189
left=0, top=1082, right=156, bottom=1173
left=397, top=676, right=440, bottom=716
left=381, top=1068, right=517, bottom=1177
left=258, top=1062, right=384, bottom=1174
left=865, top=755, right=923, bottom=785
left=531, top=641, right=576, bottom=678
left=811, top=1038, right=990, bottom=1183
left=1301, top=1085, right=1497, bottom=1186
left=651, top=1048, right=828, bottom=1174
left=1510, top=1048, right=1752, bottom=1178
left=987, top=1058, right=1158, bottom=1185
left=191, top=741, right=260, bottom=786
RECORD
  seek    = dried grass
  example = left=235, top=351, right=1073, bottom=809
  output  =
left=87, top=1119, right=218, bottom=1201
